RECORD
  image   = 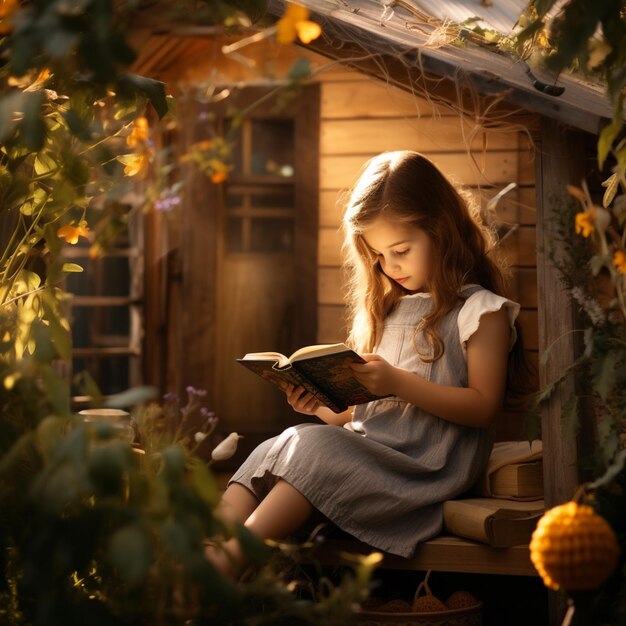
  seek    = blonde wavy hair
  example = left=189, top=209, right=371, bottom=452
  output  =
left=342, top=151, right=509, bottom=361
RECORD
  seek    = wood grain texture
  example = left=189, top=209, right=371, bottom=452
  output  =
left=534, top=120, right=584, bottom=509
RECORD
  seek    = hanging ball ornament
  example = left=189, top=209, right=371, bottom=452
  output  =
left=530, top=501, right=619, bottom=591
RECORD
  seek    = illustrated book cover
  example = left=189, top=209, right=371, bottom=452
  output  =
left=237, top=343, right=389, bottom=413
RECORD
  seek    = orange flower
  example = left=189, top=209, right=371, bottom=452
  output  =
left=126, top=116, right=149, bottom=147
left=211, top=170, right=228, bottom=184
left=613, top=250, right=626, bottom=274
left=276, top=3, right=322, bottom=44
left=0, top=0, right=18, bottom=34
left=575, top=210, right=595, bottom=238
left=58, top=221, right=90, bottom=245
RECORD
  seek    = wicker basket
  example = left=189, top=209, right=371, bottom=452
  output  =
left=356, top=603, right=482, bottom=626
left=357, top=570, right=482, bottom=626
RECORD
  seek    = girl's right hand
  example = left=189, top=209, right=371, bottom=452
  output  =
left=285, top=384, right=321, bottom=415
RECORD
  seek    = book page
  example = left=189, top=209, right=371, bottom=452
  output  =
left=289, top=343, right=351, bottom=362
left=241, top=352, right=289, bottom=367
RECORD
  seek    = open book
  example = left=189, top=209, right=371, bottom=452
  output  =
left=237, top=343, right=389, bottom=413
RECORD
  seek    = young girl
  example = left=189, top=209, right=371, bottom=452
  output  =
left=210, top=150, right=521, bottom=572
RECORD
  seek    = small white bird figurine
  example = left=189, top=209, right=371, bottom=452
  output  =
left=211, top=432, right=242, bottom=461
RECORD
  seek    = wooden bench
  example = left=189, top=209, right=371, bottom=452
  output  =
left=311, top=536, right=538, bottom=578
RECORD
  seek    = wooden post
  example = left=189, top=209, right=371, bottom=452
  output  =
left=535, top=118, right=589, bottom=626
left=535, top=119, right=587, bottom=507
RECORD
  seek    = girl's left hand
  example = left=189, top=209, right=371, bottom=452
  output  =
left=350, top=354, right=398, bottom=396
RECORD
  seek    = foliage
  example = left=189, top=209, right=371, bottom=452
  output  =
left=517, top=1, right=626, bottom=170
left=0, top=1, right=370, bottom=624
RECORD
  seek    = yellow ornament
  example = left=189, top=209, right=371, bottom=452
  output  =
left=530, top=501, right=619, bottom=591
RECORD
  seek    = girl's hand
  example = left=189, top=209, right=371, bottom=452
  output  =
left=350, top=354, right=399, bottom=396
left=285, top=383, right=321, bottom=415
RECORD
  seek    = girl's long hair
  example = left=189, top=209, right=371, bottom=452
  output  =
left=343, top=150, right=506, bottom=354
left=342, top=151, right=530, bottom=399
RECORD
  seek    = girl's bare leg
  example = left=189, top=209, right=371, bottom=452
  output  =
left=216, top=482, right=260, bottom=524
left=208, top=479, right=313, bottom=579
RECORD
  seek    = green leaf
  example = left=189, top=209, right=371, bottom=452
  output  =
left=61, top=263, right=83, bottom=273
left=161, top=445, right=185, bottom=482
left=288, top=57, right=312, bottom=81
left=19, top=91, right=46, bottom=152
left=233, top=524, right=270, bottom=566
left=593, top=350, right=619, bottom=401
left=0, top=92, right=26, bottom=141
left=88, top=442, right=132, bottom=497
left=34, top=152, right=59, bottom=177
left=104, top=385, right=157, bottom=408
left=73, top=370, right=104, bottom=407
left=108, top=524, right=152, bottom=586
left=118, top=73, right=168, bottom=119
left=598, top=119, right=622, bottom=169
left=41, top=297, right=72, bottom=361
left=602, top=173, right=619, bottom=208
left=187, top=455, right=219, bottom=505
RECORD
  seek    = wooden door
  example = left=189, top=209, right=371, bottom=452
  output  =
left=214, top=87, right=320, bottom=437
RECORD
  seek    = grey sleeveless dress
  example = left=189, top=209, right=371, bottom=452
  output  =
left=228, top=286, right=516, bottom=557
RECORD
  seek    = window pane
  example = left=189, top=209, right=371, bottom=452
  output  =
left=250, top=188, right=294, bottom=209
left=225, top=192, right=244, bottom=209
left=71, top=305, right=130, bottom=348
left=66, top=256, right=130, bottom=297
left=250, top=218, right=293, bottom=253
left=73, top=356, right=131, bottom=396
left=251, top=120, right=294, bottom=177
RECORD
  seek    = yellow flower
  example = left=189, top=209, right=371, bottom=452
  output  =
left=613, top=250, right=626, bottom=274
left=123, top=152, right=149, bottom=177
left=126, top=116, right=149, bottom=147
left=0, top=0, right=18, bottom=34
left=277, top=3, right=322, bottom=44
left=57, top=221, right=90, bottom=245
left=575, top=209, right=595, bottom=238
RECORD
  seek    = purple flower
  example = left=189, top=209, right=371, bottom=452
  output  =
left=186, top=386, right=207, bottom=397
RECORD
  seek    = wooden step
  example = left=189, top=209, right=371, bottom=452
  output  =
left=310, top=536, right=538, bottom=577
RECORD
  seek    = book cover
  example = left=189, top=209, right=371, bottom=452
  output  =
left=238, top=343, right=388, bottom=413
left=443, top=498, right=545, bottom=548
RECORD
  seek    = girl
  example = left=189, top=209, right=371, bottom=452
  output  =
left=209, top=151, right=521, bottom=573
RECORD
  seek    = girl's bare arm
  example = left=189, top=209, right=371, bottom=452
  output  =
left=285, top=383, right=353, bottom=426
left=350, top=309, right=511, bottom=429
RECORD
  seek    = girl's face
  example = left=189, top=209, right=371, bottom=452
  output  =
left=361, top=218, right=432, bottom=293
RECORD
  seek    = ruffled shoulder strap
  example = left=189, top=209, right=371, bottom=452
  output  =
left=458, top=288, right=520, bottom=351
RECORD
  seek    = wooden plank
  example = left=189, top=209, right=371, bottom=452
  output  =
left=497, top=225, right=536, bottom=267
left=311, top=536, right=538, bottom=577
left=320, top=152, right=521, bottom=190
left=518, top=309, right=538, bottom=351
left=535, top=120, right=583, bottom=513
left=318, top=304, right=348, bottom=344
left=509, top=267, right=538, bottom=308
left=321, top=79, right=445, bottom=119
left=318, top=226, right=343, bottom=266
left=320, top=189, right=346, bottom=228
left=320, top=118, right=519, bottom=155
left=318, top=266, right=345, bottom=305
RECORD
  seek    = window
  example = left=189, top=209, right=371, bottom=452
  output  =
left=225, top=118, right=295, bottom=254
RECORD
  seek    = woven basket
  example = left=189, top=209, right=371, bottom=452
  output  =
left=356, top=603, right=482, bottom=626
left=357, top=570, right=482, bottom=626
